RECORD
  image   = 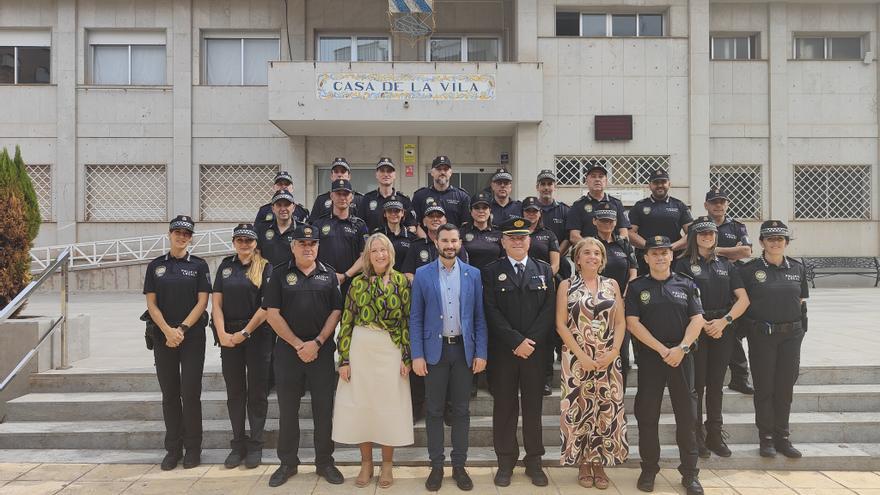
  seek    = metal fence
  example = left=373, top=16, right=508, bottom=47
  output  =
left=709, top=164, right=762, bottom=220
left=555, top=155, right=670, bottom=186
left=794, top=165, right=872, bottom=219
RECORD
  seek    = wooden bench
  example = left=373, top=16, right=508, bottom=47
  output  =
left=801, top=257, right=880, bottom=288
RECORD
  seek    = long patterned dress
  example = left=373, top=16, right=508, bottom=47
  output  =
left=560, top=274, right=628, bottom=466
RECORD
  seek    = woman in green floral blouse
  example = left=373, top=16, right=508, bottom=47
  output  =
left=332, top=233, right=413, bottom=488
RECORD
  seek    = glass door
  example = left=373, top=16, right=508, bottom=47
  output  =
left=426, top=166, right=497, bottom=196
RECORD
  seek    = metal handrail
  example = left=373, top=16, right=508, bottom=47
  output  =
left=0, top=247, right=72, bottom=392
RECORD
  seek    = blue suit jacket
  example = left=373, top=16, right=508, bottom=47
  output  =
left=409, top=259, right=488, bottom=367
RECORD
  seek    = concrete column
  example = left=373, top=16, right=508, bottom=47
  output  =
left=767, top=3, right=789, bottom=221
left=515, top=0, right=538, bottom=62
left=285, top=0, right=306, bottom=61
left=688, top=0, right=711, bottom=208
left=54, top=0, right=76, bottom=243
left=174, top=1, right=194, bottom=218
left=514, top=123, right=538, bottom=199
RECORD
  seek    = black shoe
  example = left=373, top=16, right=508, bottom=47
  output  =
left=637, top=471, right=656, bottom=492
left=729, top=380, right=754, bottom=395
left=682, top=475, right=704, bottom=495
left=774, top=438, right=803, bottom=459
left=269, top=465, right=297, bottom=487
left=244, top=450, right=262, bottom=469
left=706, top=430, right=732, bottom=458
left=759, top=438, right=777, bottom=457
left=493, top=469, right=512, bottom=487
left=182, top=450, right=201, bottom=469
left=426, top=466, right=444, bottom=491
left=695, top=427, right=710, bottom=459
left=542, top=383, right=552, bottom=396
left=452, top=467, right=473, bottom=491
left=224, top=450, right=243, bottom=469
left=160, top=452, right=180, bottom=471
left=316, top=464, right=344, bottom=484
left=525, top=466, right=549, bottom=487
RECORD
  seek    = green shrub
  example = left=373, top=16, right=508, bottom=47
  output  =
left=0, top=147, right=42, bottom=311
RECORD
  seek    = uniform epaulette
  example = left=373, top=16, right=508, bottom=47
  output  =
left=189, top=254, right=205, bottom=261
left=222, top=254, right=236, bottom=263
left=741, top=257, right=760, bottom=266
left=786, top=256, right=802, bottom=266
left=414, top=186, right=430, bottom=194
left=533, top=258, right=551, bottom=267
left=675, top=271, right=695, bottom=281
left=484, top=258, right=505, bottom=270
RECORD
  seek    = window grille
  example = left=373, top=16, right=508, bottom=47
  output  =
left=85, top=164, right=166, bottom=221
left=25, top=164, right=52, bottom=221
left=709, top=165, right=762, bottom=220
left=794, top=165, right=871, bottom=219
left=554, top=155, right=670, bottom=186
left=199, top=164, right=279, bottom=221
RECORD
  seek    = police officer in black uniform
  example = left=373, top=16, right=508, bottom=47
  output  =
left=738, top=221, right=809, bottom=459
left=373, top=199, right=416, bottom=273
left=673, top=216, right=751, bottom=459
left=705, top=187, right=755, bottom=395
left=567, top=163, right=630, bottom=243
left=403, top=204, right=468, bottom=282
left=310, top=179, right=369, bottom=296
left=488, top=168, right=523, bottom=224
left=254, top=170, right=309, bottom=225
left=522, top=197, right=560, bottom=275
left=461, top=191, right=503, bottom=271
left=628, top=169, right=694, bottom=274
left=356, top=157, right=416, bottom=232
left=211, top=224, right=274, bottom=469
left=255, top=190, right=301, bottom=267
left=412, top=155, right=472, bottom=227
left=482, top=217, right=556, bottom=488
left=625, top=235, right=704, bottom=495
left=144, top=215, right=211, bottom=471
left=535, top=169, right=572, bottom=279
left=309, top=157, right=364, bottom=221
left=264, top=224, right=345, bottom=487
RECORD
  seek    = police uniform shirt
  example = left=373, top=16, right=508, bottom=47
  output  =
left=412, top=185, right=471, bottom=226
left=715, top=217, right=752, bottom=249
left=263, top=261, right=344, bottom=345
left=739, top=256, right=809, bottom=324
left=357, top=189, right=416, bottom=232
left=143, top=253, right=212, bottom=325
left=255, top=220, right=298, bottom=268
left=490, top=198, right=524, bottom=225
left=310, top=214, right=369, bottom=274
left=625, top=273, right=703, bottom=343
left=461, top=224, right=503, bottom=271
left=674, top=256, right=743, bottom=312
left=527, top=227, right=560, bottom=265
left=373, top=224, right=415, bottom=272
left=309, top=190, right=365, bottom=222
left=600, top=236, right=637, bottom=292
left=628, top=196, right=693, bottom=245
left=566, top=194, right=630, bottom=239
left=213, top=255, right=272, bottom=322
left=401, top=237, right=468, bottom=274
left=254, top=202, right=309, bottom=226
left=539, top=200, right=571, bottom=246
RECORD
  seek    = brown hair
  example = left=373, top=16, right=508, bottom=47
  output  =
left=571, top=237, right=607, bottom=274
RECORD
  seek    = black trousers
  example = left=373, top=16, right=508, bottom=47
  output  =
left=274, top=341, right=336, bottom=468
left=153, top=327, right=206, bottom=454
left=620, top=332, right=632, bottom=391
left=693, top=329, right=734, bottom=434
left=747, top=327, right=804, bottom=439
left=425, top=341, right=473, bottom=468
left=488, top=345, right=546, bottom=471
left=220, top=325, right=273, bottom=453
left=634, top=349, right=698, bottom=477
left=410, top=372, right=425, bottom=417
left=543, top=330, right=561, bottom=385
left=727, top=322, right=751, bottom=384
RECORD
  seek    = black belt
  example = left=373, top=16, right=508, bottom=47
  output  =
left=442, top=335, right=462, bottom=345
left=746, top=319, right=803, bottom=335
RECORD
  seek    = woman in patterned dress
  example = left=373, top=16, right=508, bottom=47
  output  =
left=333, top=233, right=413, bottom=489
left=555, top=237, right=628, bottom=489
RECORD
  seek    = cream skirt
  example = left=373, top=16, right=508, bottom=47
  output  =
left=332, top=325, right=414, bottom=446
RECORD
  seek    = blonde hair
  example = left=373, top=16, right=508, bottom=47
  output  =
left=244, top=250, right=268, bottom=288
left=361, top=233, right=395, bottom=278
left=571, top=237, right=607, bottom=274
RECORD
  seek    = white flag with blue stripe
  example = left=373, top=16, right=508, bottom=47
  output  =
left=389, top=0, right=433, bottom=14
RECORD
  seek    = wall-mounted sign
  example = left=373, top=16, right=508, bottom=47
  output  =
left=403, top=143, right=417, bottom=165
left=317, top=73, right=496, bottom=101
left=595, top=115, right=633, bottom=141
left=500, top=152, right=509, bottom=165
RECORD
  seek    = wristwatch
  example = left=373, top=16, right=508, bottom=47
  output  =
left=314, top=337, right=324, bottom=347
left=240, top=329, right=251, bottom=339
left=679, top=344, right=691, bottom=355
left=724, top=314, right=734, bottom=325
left=179, top=324, right=190, bottom=332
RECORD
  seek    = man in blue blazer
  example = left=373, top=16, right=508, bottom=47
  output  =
left=410, top=223, right=488, bottom=492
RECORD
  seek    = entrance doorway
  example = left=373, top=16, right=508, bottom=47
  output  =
left=426, top=166, right=497, bottom=195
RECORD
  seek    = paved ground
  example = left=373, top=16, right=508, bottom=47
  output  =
left=1, top=463, right=879, bottom=495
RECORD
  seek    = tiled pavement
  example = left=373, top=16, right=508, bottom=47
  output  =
left=0, top=464, right=879, bottom=495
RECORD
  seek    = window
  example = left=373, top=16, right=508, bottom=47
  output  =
left=556, top=12, right=664, bottom=37
left=554, top=155, right=670, bottom=186
left=89, top=31, right=166, bottom=85
left=200, top=164, right=278, bottom=221
left=711, top=34, right=758, bottom=60
left=205, top=35, right=280, bottom=85
left=0, top=30, right=51, bottom=84
left=85, top=164, right=166, bottom=221
left=709, top=165, right=762, bottom=220
left=26, top=164, right=53, bottom=221
left=316, top=166, right=375, bottom=195
left=317, top=35, right=390, bottom=62
left=427, top=37, right=500, bottom=62
left=794, top=35, right=863, bottom=60
left=794, top=165, right=871, bottom=219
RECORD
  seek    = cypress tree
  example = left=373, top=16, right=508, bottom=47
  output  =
left=0, top=147, right=42, bottom=311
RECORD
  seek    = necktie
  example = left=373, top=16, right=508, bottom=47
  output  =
left=515, top=262, right=525, bottom=284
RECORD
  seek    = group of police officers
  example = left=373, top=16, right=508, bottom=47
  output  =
left=145, top=154, right=809, bottom=492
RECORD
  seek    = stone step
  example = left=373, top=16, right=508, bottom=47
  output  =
left=1, top=412, right=878, bottom=450
left=8, top=384, right=880, bottom=422
left=1, top=444, right=878, bottom=471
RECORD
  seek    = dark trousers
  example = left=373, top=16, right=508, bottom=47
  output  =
left=634, top=349, right=698, bottom=477
left=727, top=322, right=750, bottom=384
left=488, top=345, right=546, bottom=471
left=153, top=327, right=206, bottom=454
left=220, top=325, right=273, bottom=453
left=274, top=341, right=336, bottom=468
left=747, top=328, right=804, bottom=439
left=543, top=331, right=561, bottom=386
left=410, top=372, right=425, bottom=417
left=693, top=330, right=734, bottom=433
left=620, top=332, right=632, bottom=391
left=425, top=341, right=472, bottom=468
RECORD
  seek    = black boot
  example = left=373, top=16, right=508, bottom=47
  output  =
left=759, top=436, right=776, bottom=457
left=695, top=425, right=710, bottom=459
left=705, top=428, right=732, bottom=457
left=774, top=437, right=803, bottom=459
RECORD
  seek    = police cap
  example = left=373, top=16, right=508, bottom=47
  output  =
left=271, top=190, right=295, bottom=204
left=432, top=155, right=452, bottom=168
left=330, top=157, right=351, bottom=171
left=424, top=204, right=447, bottom=217
left=759, top=220, right=790, bottom=240
left=649, top=169, right=670, bottom=182
left=376, top=157, right=395, bottom=170
left=690, top=215, right=718, bottom=233
left=500, top=216, right=532, bottom=236
left=232, top=223, right=258, bottom=240
left=536, top=169, right=557, bottom=182
left=331, top=179, right=353, bottom=192
left=169, top=215, right=195, bottom=233
left=593, top=202, right=617, bottom=220
left=522, top=196, right=541, bottom=211
left=586, top=163, right=609, bottom=176
left=292, top=224, right=320, bottom=241
left=492, top=168, right=513, bottom=182
left=273, top=170, right=293, bottom=185
left=705, top=186, right=729, bottom=202
left=470, top=191, right=491, bottom=208
left=383, top=199, right=404, bottom=211
left=644, top=235, right=672, bottom=249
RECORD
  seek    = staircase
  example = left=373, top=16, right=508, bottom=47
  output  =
left=1, top=365, right=878, bottom=470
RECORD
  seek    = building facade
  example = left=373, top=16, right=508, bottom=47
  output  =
left=1, top=0, right=878, bottom=255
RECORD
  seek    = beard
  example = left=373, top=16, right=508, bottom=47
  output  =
left=439, top=248, right=458, bottom=260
